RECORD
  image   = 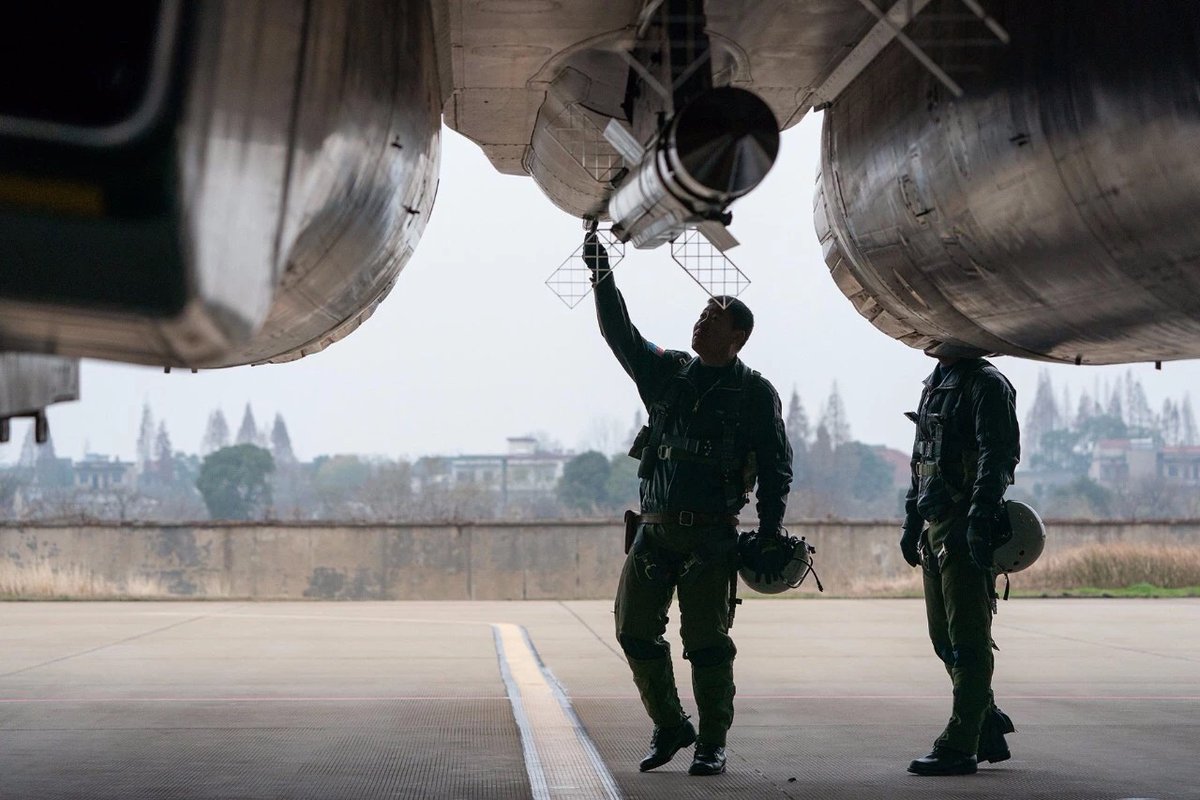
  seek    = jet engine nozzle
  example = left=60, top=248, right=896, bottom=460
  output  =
left=608, top=87, right=779, bottom=250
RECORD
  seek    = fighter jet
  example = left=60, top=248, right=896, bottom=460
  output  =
left=3, top=1, right=1199, bottom=435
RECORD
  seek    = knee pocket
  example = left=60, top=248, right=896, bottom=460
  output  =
left=619, top=634, right=668, bottom=661
left=685, top=645, right=734, bottom=668
left=949, top=643, right=990, bottom=669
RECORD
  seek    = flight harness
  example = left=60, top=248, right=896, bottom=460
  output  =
left=628, top=359, right=759, bottom=516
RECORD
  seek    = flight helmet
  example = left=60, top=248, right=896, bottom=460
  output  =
left=737, top=530, right=821, bottom=594
left=992, top=500, right=1046, bottom=573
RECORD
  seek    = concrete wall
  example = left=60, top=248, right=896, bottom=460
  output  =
left=2, top=520, right=1198, bottom=600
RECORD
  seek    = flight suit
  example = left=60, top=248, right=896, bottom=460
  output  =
left=904, top=358, right=1019, bottom=757
left=594, top=274, right=792, bottom=748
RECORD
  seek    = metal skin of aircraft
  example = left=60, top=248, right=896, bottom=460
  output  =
left=2, top=1, right=1199, bottom=436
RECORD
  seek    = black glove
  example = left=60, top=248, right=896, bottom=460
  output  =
left=583, top=232, right=609, bottom=283
left=966, top=520, right=994, bottom=571
left=753, top=533, right=791, bottom=584
left=900, top=526, right=922, bottom=568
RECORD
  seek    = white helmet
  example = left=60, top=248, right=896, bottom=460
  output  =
left=737, top=531, right=822, bottom=594
left=992, top=500, right=1046, bottom=573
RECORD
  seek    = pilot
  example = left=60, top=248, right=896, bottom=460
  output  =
left=583, top=233, right=792, bottom=777
left=900, top=346, right=1021, bottom=776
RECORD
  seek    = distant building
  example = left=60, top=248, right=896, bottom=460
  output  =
left=414, top=437, right=575, bottom=504
left=73, top=454, right=134, bottom=491
left=1089, top=438, right=1162, bottom=486
left=1158, top=446, right=1200, bottom=485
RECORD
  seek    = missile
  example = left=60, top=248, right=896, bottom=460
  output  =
left=605, top=86, right=779, bottom=252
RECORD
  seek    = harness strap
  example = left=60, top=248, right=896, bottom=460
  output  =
left=658, top=433, right=719, bottom=463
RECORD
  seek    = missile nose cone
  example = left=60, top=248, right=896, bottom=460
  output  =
left=671, top=87, right=780, bottom=198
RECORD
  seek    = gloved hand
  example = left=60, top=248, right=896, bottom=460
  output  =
left=583, top=232, right=609, bottom=283
left=752, top=533, right=791, bottom=584
left=900, top=525, right=922, bottom=568
left=966, top=520, right=994, bottom=571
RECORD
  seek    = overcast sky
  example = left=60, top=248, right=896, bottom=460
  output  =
left=5, top=112, right=1200, bottom=465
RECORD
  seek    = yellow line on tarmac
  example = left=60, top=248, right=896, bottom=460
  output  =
left=493, top=622, right=622, bottom=800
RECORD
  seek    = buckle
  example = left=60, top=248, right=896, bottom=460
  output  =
left=658, top=444, right=671, bottom=460
left=678, top=511, right=694, bottom=526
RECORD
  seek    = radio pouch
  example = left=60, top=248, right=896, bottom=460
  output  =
left=623, top=509, right=638, bottom=554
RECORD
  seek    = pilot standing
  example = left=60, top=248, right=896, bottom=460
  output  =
left=900, top=349, right=1021, bottom=775
left=584, top=234, right=792, bottom=777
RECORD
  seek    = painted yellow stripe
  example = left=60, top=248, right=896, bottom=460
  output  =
left=493, top=622, right=622, bottom=800
left=0, top=175, right=105, bottom=216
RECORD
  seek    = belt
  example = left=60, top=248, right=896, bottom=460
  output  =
left=637, top=511, right=739, bottom=528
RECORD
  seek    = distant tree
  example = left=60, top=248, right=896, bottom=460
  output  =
left=1024, top=371, right=1059, bottom=458
left=355, top=460, right=414, bottom=520
left=1181, top=394, right=1198, bottom=446
left=1059, top=384, right=1073, bottom=431
left=1106, top=385, right=1124, bottom=424
left=786, top=388, right=809, bottom=449
left=1161, top=399, right=1180, bottom=446
left=17, top=424, right=38, bottom=469
left=786, top=387, right=810, bottom=484
left=557, top=450, right=611, bottom=512
left=1047, top=476, right=1113, bottom=518
left=1076, top=413, right=1128, bottom=445
left=196, top=444, right=275, bottom=520
left=605, top=454, right=640, bottom=510
left=136, top=403, right=156, bottom=472
left=236, top=404, right=262, bottom=446
left=201, top=409, right=231, bottom=455
left=0, top=468, right=26, bottom=515
left=819, top=383, right=851, bottom=450
left=152, top=421, right=175, bottom=485
left=583, top=415, right=625, bottom=457
left=1124, top=373, right=1155, bottom=435
left=270, top=413, right=296, bottom=464
left=1074, top=391, right=1096, bottom=431
left=831, top=442, right=895, bottom=504
left=1033, top=428, right=1089, bottom=473
left=313, top=455, right=372, bottom=513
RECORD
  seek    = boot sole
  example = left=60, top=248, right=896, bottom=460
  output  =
left=906, top=765, right=978, bottom=776
left=688, top=762, right=726, bottom=776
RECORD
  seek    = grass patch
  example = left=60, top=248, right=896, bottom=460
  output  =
left=1022, top=542, right=1200, bottom=590
left=0, top=562, right=178, bottom=600
left=1012, top=583, right=1200, bottom=599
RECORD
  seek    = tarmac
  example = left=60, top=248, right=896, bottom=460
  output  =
left=1, top=598, right=1197, bottom=800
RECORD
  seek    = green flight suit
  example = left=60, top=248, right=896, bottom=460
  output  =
left=904, top=358, right=1019, bottom=756
left=593, top=273, right=792, bottom=748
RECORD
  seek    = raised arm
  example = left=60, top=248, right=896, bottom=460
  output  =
left=588, top=234, right=678, bottom=402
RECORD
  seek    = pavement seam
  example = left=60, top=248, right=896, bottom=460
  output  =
left=993, top=620, right=1200, bottom=664
left=0, top=602, right=251, bottom=679
left=557, top=600, right=626, bottom=662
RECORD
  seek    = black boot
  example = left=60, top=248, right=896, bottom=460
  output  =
left=638, top=718, right=696, bottom=772
left=908, top=745, right=978, bottom=776
left=977, top=706, right=1015, bottom=764
left=688, top=742, right=727, bottom=776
